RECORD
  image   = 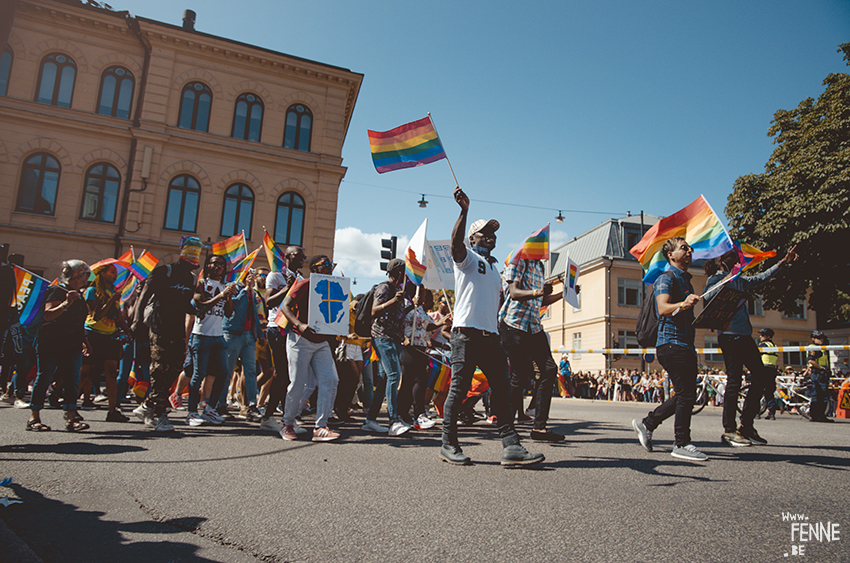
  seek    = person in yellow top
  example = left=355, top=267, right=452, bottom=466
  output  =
left=757, top=328, right=778, bottom=420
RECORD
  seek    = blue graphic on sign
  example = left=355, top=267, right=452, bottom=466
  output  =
left=314, top=280, right=348, bottom=325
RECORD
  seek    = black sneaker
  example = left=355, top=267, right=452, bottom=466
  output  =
left=500, top=444, right=545, bottom=467
left=530, top=429, right=565, bottom=442
left=215, top=406, right=235, bottom=422
left=738, top=425, right=767, bottom=445
left=106, top=410, right=130, bottom=423
left=440, top=445, right=472, bottom=465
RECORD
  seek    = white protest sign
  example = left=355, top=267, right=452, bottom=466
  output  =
left=422, top=239, right=454, bottom=290
left=307, top=274, right=350, bottom=335
left=563, top=255, right=581, bottom=309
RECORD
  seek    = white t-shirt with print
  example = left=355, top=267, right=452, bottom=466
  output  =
left=453, top=247, right=501, bottom=334
left=193, top=279, right=227, bottom=337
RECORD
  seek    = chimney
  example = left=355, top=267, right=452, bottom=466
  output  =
left=182, top=9, right=196, bottom=31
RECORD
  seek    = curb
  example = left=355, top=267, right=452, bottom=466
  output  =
left=0, top=516, right=43, bottom=563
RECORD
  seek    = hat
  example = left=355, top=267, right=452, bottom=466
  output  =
left=758, top=328, right=774, bottom=337
left=467, top=219, right=500, bottom=239
left=179, top=236, right=202, bottom=267
left=386, top=258, right=405, bottom=274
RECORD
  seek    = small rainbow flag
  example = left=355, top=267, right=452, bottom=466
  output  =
left=213, top=233, right=247, bottom=270
left=227, top=247, right=261, bottom=283
left=368, top=116, right=446, bottom=174
left=629, top=195, right=734, bottom=284
left=113, top=247, right=135, bottom=289
left=505, top=224, right=549, bottom=266
left=405, top=219, right=428, bottom=286
left=13, top=266, right=50, bottom=327
left=735, top=241, right=776, bottom=273
left=129, top=250, right=159, bottom=281
left=119, top=275, right=138, bottom=306
left=427, top=356, right=451, bottom=394
left=263, top=231, right=286, bottom=273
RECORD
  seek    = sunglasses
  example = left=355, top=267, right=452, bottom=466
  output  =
left=314, top=259, right=333, bottom=268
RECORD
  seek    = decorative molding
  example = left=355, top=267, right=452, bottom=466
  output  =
left=215, top=170, right=264, bottom=199
left=272, top=178, right=315, bottom=207
left=171, top=67, right=223, bottom=98
left=225, top=80, right=273, bottom=106
left=75, top=148, right=128, bottom=175
left=157, top=159, right=212, bottom=189
left=277, top=92, right=322, bottom=122
left=10, top=137, right=73, bottom=168
left=29, top=38, right=88, bottom=72
left=92, top=51, right=144, bottom=78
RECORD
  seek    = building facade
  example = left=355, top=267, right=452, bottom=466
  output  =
left=0, top=0, right=362, bottom=277
left=543, top=215, right=818, bottom=373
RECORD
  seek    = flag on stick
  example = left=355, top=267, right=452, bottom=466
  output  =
left=129, top=251, right=158, bottom=281
left=368, top=116, right=447, bottom=174
left=113, top=247, right=135, bottom=289
left=735, top=241, right=776, bottom=273
left=13, top=266, right=50, bottom=327
left=263, top=231, right=286, bottom=273
left=227, top=248, right=261, bottom=283
left=212, top=233, right=248, bottom=270
left=119, top=275, right=138, bottom=306
left=505, top=224, right=549, bottom=267
left=405, top=219, right=428, bottom=286
left=629, top=195, right=734, bottom=284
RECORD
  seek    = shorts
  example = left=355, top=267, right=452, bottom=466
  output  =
left=83, top=330, right=122, bottom=365
left=345, top=343, right=363, bottom=361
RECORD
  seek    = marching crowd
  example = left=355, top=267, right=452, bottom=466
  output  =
left=0, top=187, right=844, bottom=466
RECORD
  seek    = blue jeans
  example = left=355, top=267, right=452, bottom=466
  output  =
left=188, top=335, right=228, bottom=412
left=219, top=331, right=258, bottom=408
left=31, top=347, right=83, bottom=411
left=367, top=337, right=402, bottom=424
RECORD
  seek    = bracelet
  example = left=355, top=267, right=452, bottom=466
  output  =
left=61, top=302, right=69, bottom=310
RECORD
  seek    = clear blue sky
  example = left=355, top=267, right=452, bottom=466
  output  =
left=111, top=0, right=849, bottom=289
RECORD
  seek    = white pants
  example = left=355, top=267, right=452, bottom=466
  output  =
left=284, top=332, right=339, bottom=428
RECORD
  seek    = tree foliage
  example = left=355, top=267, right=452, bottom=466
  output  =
left=726, top=43, right=850, bottom=323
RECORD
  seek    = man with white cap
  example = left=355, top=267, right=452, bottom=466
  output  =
left=439, top=186, right=544, bottom=467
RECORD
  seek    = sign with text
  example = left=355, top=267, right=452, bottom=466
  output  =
left=693, top=284, right=748, bottom=330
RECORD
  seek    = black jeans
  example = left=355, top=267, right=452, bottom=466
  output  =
left=718, top=334, right=769, bottom=431
left=500, top=323, right=557, bottom=430
left=643, top=344, right=697, bottom=447
left=265, top=327, right=290, bottom=418
left=399, top=345, right=429, bottom=422
left=442, top=329, right=519, bottom=449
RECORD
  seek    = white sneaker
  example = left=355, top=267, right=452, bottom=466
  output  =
left=671, top=443, right=708, bottom=461
left=186, top=412, right=204, bottom=427
left=93, top=394, right=109, bottom=404
left=260, top=417, right=282, bottom=432
left=14, top=398, right=31, bottom=409
left=154, top=414, right=175, bottom=432
left=388, top=421, right=410, bottom=436
left=0, top=392, right=14, bottom=405
left=416, top=414, right=436, bottom=429
left=201, top=404, right=224, bottom=425
left=133, top=404, right=155, bottom=427
left=361, top=419, right=389, bottom=433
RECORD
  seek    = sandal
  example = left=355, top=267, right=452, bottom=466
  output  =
left=65, top=420, right=90, bottom=432
left=26, top=420, right=51, bottom=432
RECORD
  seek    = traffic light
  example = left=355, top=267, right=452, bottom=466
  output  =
left=380, top=236, right=397, bottom=271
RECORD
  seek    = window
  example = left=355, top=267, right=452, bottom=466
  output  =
left=178, top=82, right=212, bottom=131
left=618, top=278, right=643, bottom=307
left=0, top=46, right=12, bottom=96
left=231, top=93, right=263, bottom=142
left=748, top=294, right=764, bottom=317
left=283, top=104, right=312, bottom=151
left=782, top=299, right=807, bottom=320
left=16, top=153, right=60, bottom=215
left=783, top=341, right=806, bottom=367
left=624, top=226, right=643, bottom=256
left=97, top=66, right=134, bottom=119
left=572, top=332, right=582, bottom=360
left=221, top=183, right=254, bottom=238
left=80, top=163, right=120, bottom=222
left=617, top=330, right=639, bottom=357
left=704, top=335, right=723, bottom=363
left=36, top=53, right=76, bottom=107
left=164, top=175, right=200, bottom=232
left=274, top=192, right=305, bottom=246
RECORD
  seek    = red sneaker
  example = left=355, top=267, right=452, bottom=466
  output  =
left=312, top=426, right=340, bottom=442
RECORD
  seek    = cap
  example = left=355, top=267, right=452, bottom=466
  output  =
left=758, top=328, right=774, bottom=337
left=386, top=258, right=405, bottom=274
left=467, top=219, right=500, bottom=239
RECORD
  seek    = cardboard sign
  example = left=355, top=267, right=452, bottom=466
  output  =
left=307, top=274, right=350, bottom=335
left=693, top=284, right=749, bottom=330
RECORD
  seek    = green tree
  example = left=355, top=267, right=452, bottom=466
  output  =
left=726, top=43, right=850, bottom=322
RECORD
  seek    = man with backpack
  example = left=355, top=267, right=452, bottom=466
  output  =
left=631, top=236, right=706, bottom=461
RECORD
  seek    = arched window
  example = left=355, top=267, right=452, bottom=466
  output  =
left=80, top=163, right=120, bottom=222
left=283, top=104, right=312, bottom=152
left=16, top=153, right=60, bottom=215
left=177, top=82, right=212, bottom=131
left=97, top=66, right=134, bottom=119
left=163, top=174, right=200, bottom=232
left=231, top=93, right=263, bottom=142
left=221, top=183, right=254, bottom=238
left=274, top=192, right=305, bottom=246
left=36, top=53, right=76, bottom=107
left=0, top=46, right=12, bottom=96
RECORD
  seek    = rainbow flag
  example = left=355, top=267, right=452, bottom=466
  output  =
left=113, top=247, right=135, bottom=289
left=212, top=233, right=247, bottom=270
left=227, top=248, right=261, bottom=283
left=368, top=116, right=446, bottom=174
left=13, top=266, right=50, bottom=327
left=735, top=241, right=776, bottom=273
left=263, top=231, right=286, bottom=272
left=129, top=251, right=158, bottom=281
left=405, top=219, right=428, bottom=286
left=505, top=224, right=549, bottom=266
left=629, top=195, right=733, bottom=284
left=119, top=275, right=138, bottom=306
left=427, top=356, right=451, bottom=394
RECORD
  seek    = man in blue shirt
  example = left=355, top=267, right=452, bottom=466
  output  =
left=632, top=237, right=706, bottom=461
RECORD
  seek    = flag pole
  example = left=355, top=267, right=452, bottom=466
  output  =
left=427, top=113, right=459, bottom=188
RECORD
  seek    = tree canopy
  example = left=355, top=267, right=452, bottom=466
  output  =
left=726, top=43, right=850, bottom=323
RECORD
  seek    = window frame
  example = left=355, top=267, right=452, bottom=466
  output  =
left=274, top=191, right=306, bottom=246
left=617, top=278, right=643, bottom=307
left=782, top=299, right=807, bottom=320
left=0, top=46, right=13, bottom=97
left=163, top=174, right=201, bottom=233
left=96, top=65, right=135, bottom=119
left=79, top=162, right=121, bottom=223
left=36, top=52, right=77, bottom=108
left=572, top=332, right=582, bottom=360
left=16, top=152, right=60, bottom=216
left=177, top=81, right=212, bottom=132
left=231, top=92, right=264, bottom=142
left=220, top=183, right=254, bottom=239
left=283, top=104, right=312, bottom=152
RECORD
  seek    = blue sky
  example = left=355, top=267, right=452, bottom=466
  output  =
left=111, top=0, right=849, bottom=289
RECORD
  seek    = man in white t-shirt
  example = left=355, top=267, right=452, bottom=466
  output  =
left=439, top=186, right=544, bottom=467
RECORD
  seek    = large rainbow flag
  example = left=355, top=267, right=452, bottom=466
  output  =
left=263, top=231, right=286, bottom=272
left=368, top=116, right=446, bottom=174
left=405, top=219, right=428, bottom=286
left=13, top=266, right=50, bottom=327
left=735, top=241, right=776, bottom=273
left=212, top=233, right=247, bottom=270
left=629, top=195, right=733, bottom=284
left=505, top=224, right=549, bottom=266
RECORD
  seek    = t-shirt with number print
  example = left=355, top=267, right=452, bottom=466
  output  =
left=453, top=246, right=501, bottom=334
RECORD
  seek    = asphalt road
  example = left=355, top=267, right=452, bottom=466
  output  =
left=0, top=398, right=847, bottom=563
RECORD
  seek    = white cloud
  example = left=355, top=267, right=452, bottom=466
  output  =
left=333, top=226, right=409, bottom=283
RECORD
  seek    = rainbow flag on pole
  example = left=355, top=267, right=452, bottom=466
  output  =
left=505, top=224, right=549, bottom=266
left=629, top=195, right=734, bottom=284
left=13, top=266, right=50, bottom=327
left=212, top=233, right=247, bottom=270
left=129, top=250, right=159, bottom=281
left=368, top=116, right=447, bottom=174
left=227, top=248, right=261, bottom=283
left=263, top=231, right=286, bottom=273
left=405, top=219, right=428, bottom=286
left=735, top=241, right=776, bottom=273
